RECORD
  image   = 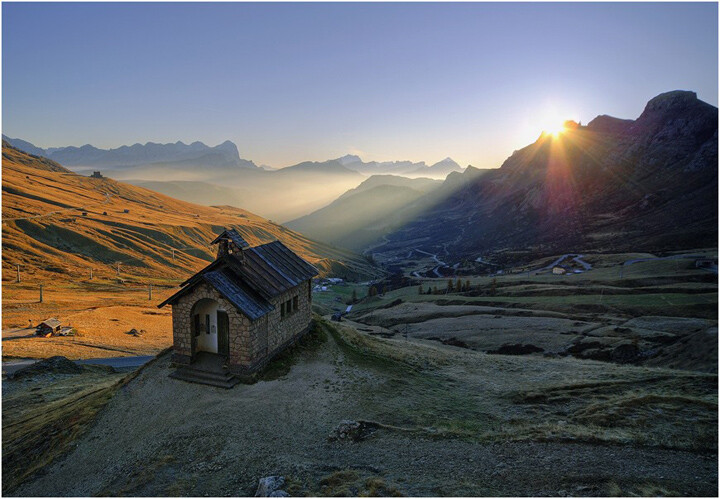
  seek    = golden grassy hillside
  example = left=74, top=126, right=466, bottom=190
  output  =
left=2, top=141, right=379, bottom=285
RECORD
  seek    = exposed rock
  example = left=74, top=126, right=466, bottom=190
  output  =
left=255, top=476, right=285, bottom=497
left=12, top=356, right=82, bottom=379
left=486, top=343, right=544, bottom=355
left=126, top=328, right=146, bottom=337
left=428, top=337, right=470, bottom=349
left=369, top=90, right=717, bottom=264
left=269, top=491, right=290, bottom=497
left=611, top=343, right=640, bottom=363
left=329, top=420, right=380, bottom=442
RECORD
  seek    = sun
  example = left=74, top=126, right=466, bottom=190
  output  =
left=544, top=120, right=567, bottom=137
left=536, top=107, right=572, bottom=138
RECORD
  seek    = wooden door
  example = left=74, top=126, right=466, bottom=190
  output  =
left=217, top=310, right=229, bottom=356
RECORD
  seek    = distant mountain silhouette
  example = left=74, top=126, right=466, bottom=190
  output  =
left=1, top=137, right=257, bottom=170
left=286, top=175, right=443, bottom=250
left=333, top=155, right=463, bottom=178
left=372, top=90, right=718, bottom=262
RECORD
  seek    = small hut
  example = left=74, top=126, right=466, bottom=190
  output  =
left=36, top=318, right=62, bottom=336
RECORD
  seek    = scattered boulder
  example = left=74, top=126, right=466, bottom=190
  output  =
left=12, top=356, right=82, bottom=379
left=379, top=298, right=403, bottom=310
left=126, top=328, right=146, bottom=337
left=329, top=420, right=380, bottom=442
left=428, top=337, right=470, bottom=349
left=610, top=343, right=640, bottom=363
left=487, top=343, right=544, bottom=355
left=255, top=476, right=286, bottom=497
left=566, top=340, right=604, bottom=355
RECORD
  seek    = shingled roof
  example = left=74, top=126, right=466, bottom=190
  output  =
left=210, top=229, right=250, bottom=249
left=158, top=240, right=318, bottom=320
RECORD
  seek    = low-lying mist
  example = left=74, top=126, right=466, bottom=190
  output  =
left=121, top=166, right=367, bottom=222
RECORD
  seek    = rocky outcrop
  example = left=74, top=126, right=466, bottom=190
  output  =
left=328, top=420, right=380, bottom=442
left=255, top=476, right=288, bottom=497
left=486, top=344, right=544, bottom=355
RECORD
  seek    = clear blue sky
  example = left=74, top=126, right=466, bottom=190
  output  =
left=3, top=2, right=717, bottom=168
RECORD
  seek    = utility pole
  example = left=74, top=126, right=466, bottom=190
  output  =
left=116, top=262, right=121, bottom=276
left=148, top=284, right=153, bottom=301
left=39, top=285, right=44, bottom=303
left=90, top=268, right=93, bottom=280
left=16, top=264, right=21, bottom=283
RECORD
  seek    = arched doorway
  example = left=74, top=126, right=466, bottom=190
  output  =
left=190, top=298, right=229, bottom=356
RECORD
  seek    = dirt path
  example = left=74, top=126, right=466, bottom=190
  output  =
left=11, top=330, right=717, bottom=497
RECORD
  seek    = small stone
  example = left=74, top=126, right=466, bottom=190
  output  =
left=255, top=476, right=285, bottom=497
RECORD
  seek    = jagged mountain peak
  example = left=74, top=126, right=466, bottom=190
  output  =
left=372, top=89, right=718, bottom=261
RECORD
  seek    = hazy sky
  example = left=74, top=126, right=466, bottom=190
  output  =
left=3, top=2, right=718, bottom=169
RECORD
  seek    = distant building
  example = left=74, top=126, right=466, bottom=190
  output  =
left=36, top=318, right=62, bottom=336
left=90, top=171, right=103, bottom=178
left=159, top=228, right=318, bottom=384
left=552, top=266, right=567, bottom=275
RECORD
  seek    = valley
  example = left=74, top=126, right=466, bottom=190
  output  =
left=2, top=89, right=717, bottom=497
left=1, top=140, right=381, bottom=360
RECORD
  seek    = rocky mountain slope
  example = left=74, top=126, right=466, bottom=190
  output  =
left=1, top=141, right=380, bottom=284
left=372, top=91, right=718, bottom=263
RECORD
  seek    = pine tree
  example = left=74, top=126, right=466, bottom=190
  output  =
left=433, top=286, right=438, bottom=295
left=351, top=289, right=358, bottom=303
left=490, top=277, right=497, bottom=296
left=465, top=280, right=471, bottom=292
left=455, top=278, right=462, bottom=292
left=418, top=285, right=423, bottom=295
left=447, top=279, right=454, bottom=292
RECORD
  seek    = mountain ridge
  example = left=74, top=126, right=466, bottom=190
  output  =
left=1, top=136, right=257, bottom=170
left=370, top=90, right=718, bottom=264
left=1, top=140, right=381, bottom=283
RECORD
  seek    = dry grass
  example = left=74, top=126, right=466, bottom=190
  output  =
left=606, top=480, right=680, bottom=497
left=2, top=367, right=129, bottom=493
left=2, top=141, right=377, bottom=287
left=319, top=319, right=718, bottom=452
left=314, top=470, right=403, bottom=497
left=2, top=283, right=174, bottom=359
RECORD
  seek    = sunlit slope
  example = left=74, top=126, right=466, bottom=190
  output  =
left=1, top=141, right=380, bottom=283
left=286, top=176, right=443, bottom=250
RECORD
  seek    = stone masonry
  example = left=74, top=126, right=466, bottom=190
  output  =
left=171, top=280, right=313, bottom=375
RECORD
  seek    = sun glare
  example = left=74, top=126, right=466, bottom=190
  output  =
left=544, top=120, right=566, bottom=137
left=536, top=107, right=572, bottom=138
